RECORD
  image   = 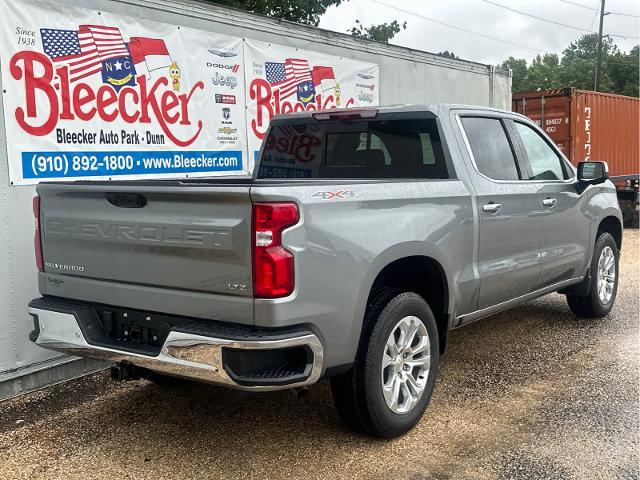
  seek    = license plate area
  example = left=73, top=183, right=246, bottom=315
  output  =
left=89, top=307, right=174, bottom=355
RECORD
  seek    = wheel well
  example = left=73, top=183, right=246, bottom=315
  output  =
left=598, top=216, right=622, bottom=251
left=369, top=256, right=449, bottom=354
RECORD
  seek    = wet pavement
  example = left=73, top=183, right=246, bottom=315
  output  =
left=1, top=230, right=638, bottom=480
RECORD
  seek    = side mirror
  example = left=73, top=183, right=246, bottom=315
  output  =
left=577, top=161, right=609, bottom=185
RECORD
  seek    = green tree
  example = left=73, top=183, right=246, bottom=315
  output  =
left=210, top=0, right=405, bottom=43
left=211, top=0, right=343, bottom=26
left=527, top=53, right=562, bottom=90
left=499, top=33, right=638, bottom=97
left=608, top=46, right=639, bottom=97
left=500, top=56, right=530, bottom=92
left=560, top=33, right=618, bottom=92
left=438, top=51, right=458, bottom=59
left=349, top=20, right=406, bottom=43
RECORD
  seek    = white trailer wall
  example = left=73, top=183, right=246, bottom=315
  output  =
left=0, top=0, right=511, bottom=399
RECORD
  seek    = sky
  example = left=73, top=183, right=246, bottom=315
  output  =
left=318, top=0, right=640, bottom=65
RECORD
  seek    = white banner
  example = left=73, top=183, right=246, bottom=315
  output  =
left=0, top=0, right=247, bottom=184
left=0, top=1, right=380, bottom=184
left=244, top=39, right=379, bottom=171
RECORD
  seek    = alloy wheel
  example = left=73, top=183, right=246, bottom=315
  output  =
left=596, top=245, right=616, bottom=304
left=381, top=316, right=431, bottom=414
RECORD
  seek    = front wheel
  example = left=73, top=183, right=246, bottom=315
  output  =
left=567, top=232, right=619, bottom=318
left=330, top=291, right=439, bottom=438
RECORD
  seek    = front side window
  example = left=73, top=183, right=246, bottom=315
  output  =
left=515, top=122, right=567, bottom=181
left=461, top=117, right=520, bottom=181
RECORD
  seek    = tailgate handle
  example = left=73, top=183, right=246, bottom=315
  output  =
left=105, top=193, right=147, bottom=208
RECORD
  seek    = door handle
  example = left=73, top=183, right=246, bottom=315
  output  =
left=482, top=202, right=502, bottom=213
left=542, top=198, right=557, bottom=208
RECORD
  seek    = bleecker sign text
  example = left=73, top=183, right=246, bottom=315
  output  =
left=10, top=51, right=205, bottom=147
left=249, top=78, right=355, bottom=140
left=264, top=131, right=321, bottom=163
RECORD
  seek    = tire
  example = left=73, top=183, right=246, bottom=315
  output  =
left=330, top=290, right=440, bottom=438
left=567, top=232, right=619, bottom=318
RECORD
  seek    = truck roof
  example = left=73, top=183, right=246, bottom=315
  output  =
left=270, top=103, right=519, bottom=122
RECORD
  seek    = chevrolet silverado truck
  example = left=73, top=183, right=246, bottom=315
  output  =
left=28, top=104, right=623, bottom=438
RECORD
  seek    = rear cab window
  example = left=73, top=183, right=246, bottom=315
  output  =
left=257, top=117, right=449, bottom=179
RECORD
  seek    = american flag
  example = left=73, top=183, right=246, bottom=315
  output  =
left=41, top=25, right=130, bottom=83
left=265, top=59, right=312, bottom=100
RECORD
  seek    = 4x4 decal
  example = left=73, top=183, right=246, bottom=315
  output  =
left=312, top=190, right=357, bottom=200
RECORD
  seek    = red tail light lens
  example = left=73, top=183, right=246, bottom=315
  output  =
left=252, top=202, right=299, bottom=298
left=33, top=195, right=44, bottom=272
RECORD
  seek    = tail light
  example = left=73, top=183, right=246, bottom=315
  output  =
left=252, top=202, right=299, bottom=298
left=33, top=195, right=44, bottom=272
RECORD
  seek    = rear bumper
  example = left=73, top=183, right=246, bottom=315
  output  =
left=28, top=298, right=323, bottom=391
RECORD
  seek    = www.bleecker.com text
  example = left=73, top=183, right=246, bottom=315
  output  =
left=56, top=128, right=166, bottom=145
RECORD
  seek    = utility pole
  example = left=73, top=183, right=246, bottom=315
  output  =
left=594, top=0, right=606, bottom=91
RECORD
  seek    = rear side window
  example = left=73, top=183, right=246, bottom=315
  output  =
left=257, top=118, right=448, bottom=179
left=461, top=117, right=520, bottom=181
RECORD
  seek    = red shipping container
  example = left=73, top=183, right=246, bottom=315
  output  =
left=512, top=88, right=639, bottom=177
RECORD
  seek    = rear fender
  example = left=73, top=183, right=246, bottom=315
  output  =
left=348, top=241, right=454, bottom=359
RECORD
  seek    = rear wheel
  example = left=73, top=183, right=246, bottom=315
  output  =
left=567, top=232, right=619, bottom=318
left=330, top=290, right=439, bottom=438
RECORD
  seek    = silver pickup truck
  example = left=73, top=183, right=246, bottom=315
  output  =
left=28, top=104, right=623, bottom=438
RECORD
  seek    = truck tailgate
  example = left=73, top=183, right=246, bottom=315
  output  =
left=37, top=182, right=254, bottom=323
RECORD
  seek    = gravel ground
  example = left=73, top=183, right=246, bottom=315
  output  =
left=1, top=230, right=638, bottom=480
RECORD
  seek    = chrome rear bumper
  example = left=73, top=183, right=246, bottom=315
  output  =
left=29, top=305, right=323, bottom=391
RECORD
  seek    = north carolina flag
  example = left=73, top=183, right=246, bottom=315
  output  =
left=127, top=37, right=172, bottom=77
left=311, top=66, right=337, bottom=92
